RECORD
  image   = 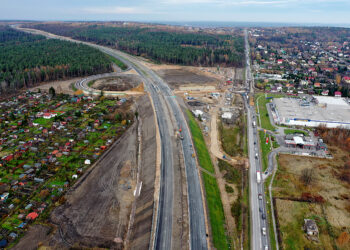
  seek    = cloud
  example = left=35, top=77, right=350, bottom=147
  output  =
left=162, top=0, right=219, bottom=3
left=161, top=0, right=348, bottom=6
left=83, top=6, right=151, bottom=15
left=223, top=0, right=287, bottom=5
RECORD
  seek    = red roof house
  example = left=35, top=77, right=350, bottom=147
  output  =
left=26, top=212, right=38, bottom=220
left=335, top=91, right=342, bottom=97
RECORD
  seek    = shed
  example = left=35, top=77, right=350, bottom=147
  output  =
left=221, top=112, right=234, bottom=124
left=193, top=109, right=204, bottom=118
left=26, top=212, right=38, bottom=220
left=303, top=219, right=319, bottom=241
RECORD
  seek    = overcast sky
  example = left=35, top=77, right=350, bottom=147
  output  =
left=1, top=0, right=349, bottom=25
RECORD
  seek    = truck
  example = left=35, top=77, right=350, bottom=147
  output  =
left=252, top=121, right=256, bottom=127
left=257, top=171, right=261, bottom=184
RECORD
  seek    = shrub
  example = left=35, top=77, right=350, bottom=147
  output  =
left=225, top=185, right=234, bottom=193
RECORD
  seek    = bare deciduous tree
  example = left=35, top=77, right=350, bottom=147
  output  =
left=300, top=168, right=315, bottom=186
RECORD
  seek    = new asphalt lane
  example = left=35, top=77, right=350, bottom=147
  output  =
left=91, top=47, right=208, bottom=250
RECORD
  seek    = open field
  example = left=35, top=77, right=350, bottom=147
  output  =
left=186, top=110, right=229, bottom=249
left=157, top=68, right=217, bottom=89
left=272, top=150, right=350, bottom=250
left=92, top=75, right=142, bottom=92
left=218, top=116, right=245, bottom=157
left=276, top=199, right=334, bottom=249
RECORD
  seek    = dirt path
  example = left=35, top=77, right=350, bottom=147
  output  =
left=209, top=106, right=238, bottom=165
left=29, top=77, right=84, bottom=95
left=208, top=109, right=237, bottom=237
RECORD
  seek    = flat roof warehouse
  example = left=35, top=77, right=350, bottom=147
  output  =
left=271, top=96, right=350, bottom=129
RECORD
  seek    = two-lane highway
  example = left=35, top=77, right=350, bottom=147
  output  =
left=244, top=29, right=270, bottom=250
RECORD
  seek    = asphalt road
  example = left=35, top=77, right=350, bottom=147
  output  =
left=244, top=29, right=270, bottom=250
left=20, top=28, right=208, bottom=250
left=91, top=47, right=208, bottom=250
left=145, top=70, right=208, bottom=250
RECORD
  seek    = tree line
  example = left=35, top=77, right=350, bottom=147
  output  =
left=0, top=26, right=114, bottom=94
left=25, top=23, right=245, bottom=67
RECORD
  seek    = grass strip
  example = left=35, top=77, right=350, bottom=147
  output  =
left=186, top=110, right=215, bottom=173
left=107, top=55, right=128, bottom=70
left=186, top=110, right=228, bottom=249
left=202, top=172, right=229, bottom=250
left=264, top=174, right=277, bottom=250
left=259, top=130, right=272, bottom=172
left=284, top=129, right=309, bottom=136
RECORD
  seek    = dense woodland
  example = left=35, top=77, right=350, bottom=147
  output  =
left=0, top=26, right=113, bottom=94
left=26, top=23, right=245, bottom=67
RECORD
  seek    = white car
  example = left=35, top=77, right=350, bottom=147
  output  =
left=265, top=245, right=269, bottom=250
left=262, top=227, right=266, bottom=236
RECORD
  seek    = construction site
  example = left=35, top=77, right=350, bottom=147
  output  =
left=167, top=64, right=249, bottom=249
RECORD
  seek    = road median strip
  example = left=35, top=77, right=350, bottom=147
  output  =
left=186, top=110, right=229, bottom=250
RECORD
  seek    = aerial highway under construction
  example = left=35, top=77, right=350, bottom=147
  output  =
left=18, top=26, right=209, bottom=250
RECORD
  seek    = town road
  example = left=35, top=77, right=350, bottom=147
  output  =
left=244, top=29, right=270, bottom=250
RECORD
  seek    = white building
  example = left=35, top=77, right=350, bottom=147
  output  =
left=221, top=112, right=234, bottom=124
left=273, top=96, right=350, bottom=129
left=193, top=110, right=204, bottom=118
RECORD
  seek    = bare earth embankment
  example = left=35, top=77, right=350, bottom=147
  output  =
left=13, top=95, right=157, bottom=250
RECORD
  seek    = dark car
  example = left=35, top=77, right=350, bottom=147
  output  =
left=262, top=213, right=266, bottom=220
